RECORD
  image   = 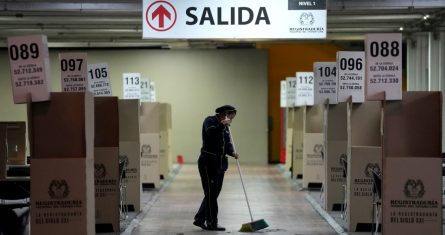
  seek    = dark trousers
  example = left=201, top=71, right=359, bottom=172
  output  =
left=194, top=155, right=225, bottom=226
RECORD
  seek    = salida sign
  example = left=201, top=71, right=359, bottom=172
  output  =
left=143, top=0, right=327, bottom=39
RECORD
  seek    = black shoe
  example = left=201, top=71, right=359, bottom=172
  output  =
left=193, top=220, right=207, bottom=230
left=207, top=224, right=226, bottom=231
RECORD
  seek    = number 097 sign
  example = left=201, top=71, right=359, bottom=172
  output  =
left=7, top=35, right=51, bottom=103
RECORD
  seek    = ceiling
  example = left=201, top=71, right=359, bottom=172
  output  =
left=0, top=0, right=444, bottom=48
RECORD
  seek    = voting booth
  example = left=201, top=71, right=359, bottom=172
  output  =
left=94, top=97, right=120, bottom=233
left=0, top=125, right=6, bottom=179
left=285, top=108, right=294, bottom=173
left=292, top=107, right=305, bottom=180
left=383, top=92, right=442, bottom=235
left=119, top=99, right=141, bottom=212
left=302, top=104, right=324, bottom=189
left=29, top=92, right=95, bottom=235
left=346, top=101, right=382, bottom=232
left=324, top=102, right=348, bottom=211
left=159, top=103, right=172, bottom=180
left=140, top=102, right=161, bottom=188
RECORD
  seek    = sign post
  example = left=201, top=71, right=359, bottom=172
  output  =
left=7, top=34, right=51, bottom=103
left=142, top=0, right=327, bottom=39
left=59, top=53, right=88, bottom=93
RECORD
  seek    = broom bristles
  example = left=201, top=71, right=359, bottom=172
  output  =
left=239, top=219, right=269, bottom=232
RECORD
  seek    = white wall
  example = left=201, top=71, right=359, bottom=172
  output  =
left=0, top=48, right=268, bottom=164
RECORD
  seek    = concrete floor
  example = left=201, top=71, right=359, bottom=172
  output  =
left=124, top=164, right=337, bottom=235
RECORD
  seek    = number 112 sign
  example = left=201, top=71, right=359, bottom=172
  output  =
left=7, top=35, right=51, bottom=103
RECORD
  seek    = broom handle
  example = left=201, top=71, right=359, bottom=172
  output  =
left=228, top=127, right=254, bottom=222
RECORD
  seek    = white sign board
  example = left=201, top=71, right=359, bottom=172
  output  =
left=88, top=63, right=112, bottom=96
left=286, top=77, right=297, bottom=107
left=295, top=72, right=314, bottom=106
left=7, top=35, right=51, bottom=103
left=140, top=78, right=151, bottom=102
left=314, top=62, right=338, bottom=104
left=337, top=51, right=365, bottom=103
left=59, top=53, right=88, bottom=92
left=149, top=81, right=157, bottom=102
left=142, top=0, right=327, bottom=39
left=365, top=33, right=402, bottom=100
left=123, top=73, right=141, bottom=99
left=280, top=80, right=287, bottom=108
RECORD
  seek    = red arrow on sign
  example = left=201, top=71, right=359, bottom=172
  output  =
left=152, top=4, right=171, bottom=28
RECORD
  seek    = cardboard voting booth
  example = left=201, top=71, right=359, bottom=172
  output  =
left=346, top=101, right=382, bottom=232
left=94, top=97, right=119, bottom=233
left=139, top=102, right=172, bottom=185
left=0, top=125, right=6, bottom=179
left=0, top=122, right=27, bottom=165
left=302, top=104, right=324, bottom=189
left=140, top=102, right=161, bottom=188
left=140, top=133, right=160, bottom=188
left=383, top=92, right=442, bottom=235
left=324, top=102, right=348, bottom=211
left=159, top=103, right=172, bottom=179
left=29, top=92, right=95, bottom=235
left=119, top=99, right=141, bottom=212
left=292, top=107, right=305, bottom=179
left=285, top=108, right=294, bottom=173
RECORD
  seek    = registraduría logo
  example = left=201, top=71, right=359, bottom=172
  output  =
left=364, top=163, right=380, bottom=178
left=142, top=144, right=152, bottom=154
left=94, top=163, right=106, bottom=179
left=404, top=179, right=425, bottom=199
left=299, top=12, right=314, bottom=26
left=48, top=179, right=70, bottom=199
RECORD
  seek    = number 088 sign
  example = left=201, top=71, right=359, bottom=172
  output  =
left=365, top=33, right=402, bottom=100
left=7, top=35, right=51, bottom=104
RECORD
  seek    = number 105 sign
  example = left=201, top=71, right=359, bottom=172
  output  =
left=7, top=35, right=51, bottom=103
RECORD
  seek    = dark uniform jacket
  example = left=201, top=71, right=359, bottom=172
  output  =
left=200, top=115, right=235, bottom=172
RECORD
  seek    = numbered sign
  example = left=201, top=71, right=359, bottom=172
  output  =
left=337, top=51, right=365, bottom=103
left=280, top=80, right=287, bottom=108
left=123, top=73, right=141, bottom=99
left=59, top=53, right=88, bottom=92
left=286, top=77, right=297, bottom=107
left=140, top=78, right=150, bottom=102
left=365, top=33, right=402, bottom=100
left=7, top=35, right=51, bottom=103
left=314, top=62, right=338, bottom=104
left=87, top=63, right=112, bottom=96
left=295, top=72, right=314, bottom=106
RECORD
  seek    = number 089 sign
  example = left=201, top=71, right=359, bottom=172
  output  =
left=7, top=35, right=51, bottom=104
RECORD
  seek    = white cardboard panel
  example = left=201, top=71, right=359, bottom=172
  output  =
left=119, top=141, right=141, bottom=212
left=383, top=157, right=442, bottom=235
left=347, top=146, right=382, bottom=232
left=302, top=133, right=324, bottom=188
left=140, top=133, right=160, bottom=188
left=325, top=140, right=347, bottom=211
left=31, top=158, right=95, bottom=235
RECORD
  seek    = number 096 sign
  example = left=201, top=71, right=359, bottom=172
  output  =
left=7, top=35, right=51, bottom=103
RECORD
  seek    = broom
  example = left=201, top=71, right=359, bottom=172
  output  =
left=228, top=127, right=269, bottom=232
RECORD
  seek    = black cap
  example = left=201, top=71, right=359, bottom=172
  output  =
left=215, top=105, right=237, bottom=114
